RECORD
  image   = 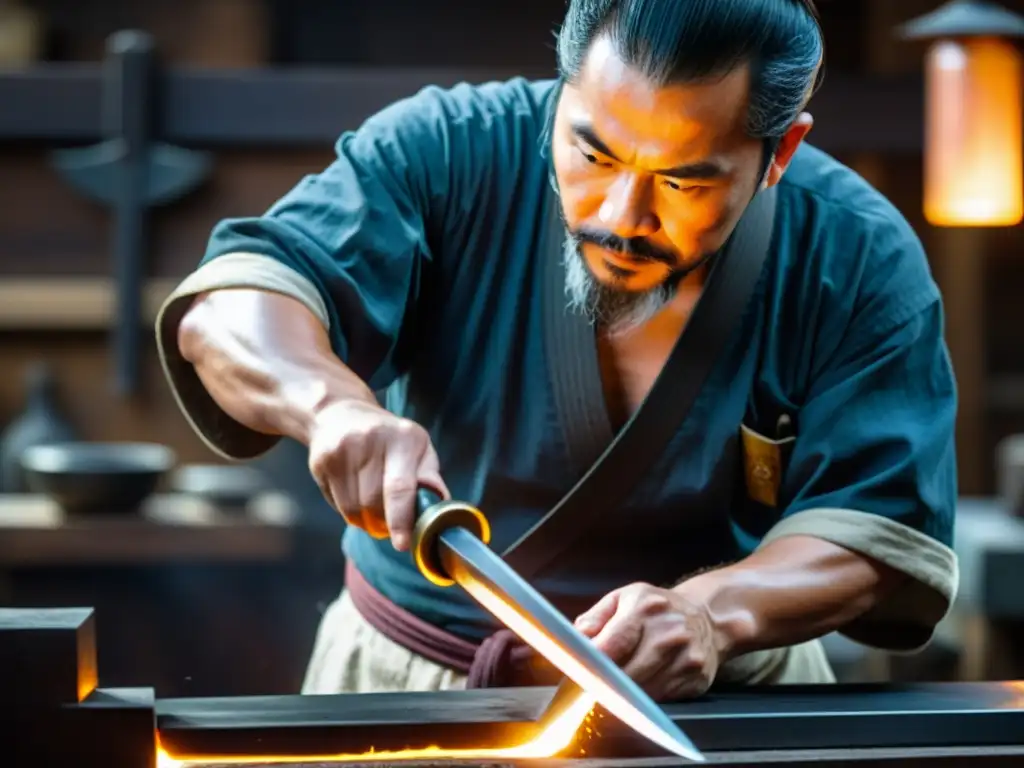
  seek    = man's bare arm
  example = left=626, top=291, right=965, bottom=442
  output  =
left=177, top=289, right=377, bottom=445
left=671, top=534, right=907, bottom=659
left=176, top=287, right=446, bottom=549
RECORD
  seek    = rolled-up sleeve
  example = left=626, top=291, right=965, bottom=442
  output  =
left=155, top=85, right=474, bottom=460
left=760, top=295, right=959, bottom=652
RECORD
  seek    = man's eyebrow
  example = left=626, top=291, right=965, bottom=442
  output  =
left=656, top=160, right=728, bottom=180
left=570, top=121, right=727, bottom=181
left=571, top=122, right=622, bottom=161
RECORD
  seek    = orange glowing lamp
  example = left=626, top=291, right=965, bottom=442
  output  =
left=900, top=0, right=1024, bottom=227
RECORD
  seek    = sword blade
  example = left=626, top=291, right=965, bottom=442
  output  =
left=437, top=526, right=705, bottom=762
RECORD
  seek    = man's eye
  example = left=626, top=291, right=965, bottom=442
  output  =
left=662, top=179, right=701, bottom=193
left=579, top=147, right=610, bottom=166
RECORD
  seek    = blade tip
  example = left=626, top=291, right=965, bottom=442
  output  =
left=674, top=743, right=706, bottom=763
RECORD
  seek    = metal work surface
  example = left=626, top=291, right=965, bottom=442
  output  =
left=561, top=748, right=1024, bottom=767
left=141, top=746, right=1024, bottom=767
left=155, top=681, right=1024, bottom=759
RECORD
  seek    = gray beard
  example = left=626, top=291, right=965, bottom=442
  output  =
left=562, top=235, right=676, bottom=336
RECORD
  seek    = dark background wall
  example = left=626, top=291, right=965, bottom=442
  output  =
left=4, top=0, right=1023, bottom=491
left=2, top=0, right=1024, bottom=696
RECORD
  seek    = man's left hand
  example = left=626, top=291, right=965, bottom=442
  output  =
left=573, top=583, right=721, bottom=701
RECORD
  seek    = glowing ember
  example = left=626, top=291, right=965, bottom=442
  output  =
left=157, top=689, right=596, bottom=767
left=1001, top=681, right=1024, bottom=708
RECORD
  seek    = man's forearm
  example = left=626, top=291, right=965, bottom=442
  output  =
left=673, top=534, right=907, bottom=660
left=177, top=289, right=376, bottom=445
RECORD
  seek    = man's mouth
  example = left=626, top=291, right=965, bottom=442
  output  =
left=597, top=249, right=661, bottom=271
left=575, top=229, right=676, bottom=269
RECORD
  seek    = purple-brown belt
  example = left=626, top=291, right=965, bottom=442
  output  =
left=344, top=559, right=558, bottom=688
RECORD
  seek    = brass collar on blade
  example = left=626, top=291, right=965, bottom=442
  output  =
left=412, top=500, right=492, bottom=587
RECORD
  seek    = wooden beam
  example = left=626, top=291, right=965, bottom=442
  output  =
left=933, top=228, right=989, bottom=495
left=0, top=65, right=924, bottom=153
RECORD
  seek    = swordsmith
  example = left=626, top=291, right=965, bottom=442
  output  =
left=410, top=488, right=705, bottom=762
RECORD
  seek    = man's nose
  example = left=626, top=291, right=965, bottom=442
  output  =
left=597, top=173, right=660, bottom=239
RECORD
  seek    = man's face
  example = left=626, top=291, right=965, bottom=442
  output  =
left=551, top=36, right=808, bottom=331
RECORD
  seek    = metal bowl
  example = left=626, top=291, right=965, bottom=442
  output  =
left=20, top=441, right=177, bottom=515
left=170, top=463, right=267, bottom=508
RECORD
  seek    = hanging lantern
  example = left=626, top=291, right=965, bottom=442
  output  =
left=899, top=0, right=1024, bottom=227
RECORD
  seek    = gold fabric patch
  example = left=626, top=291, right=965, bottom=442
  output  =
left=740, top=423, right=794, bottom=508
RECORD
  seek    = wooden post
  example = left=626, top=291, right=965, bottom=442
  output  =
left=853, top=0, right=989, bottom=495
left=933, top=228, right=989, bottom=494
left=844, top=0, right=950, bottom=682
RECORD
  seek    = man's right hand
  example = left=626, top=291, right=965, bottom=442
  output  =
left=178, top=289, right=446, bottom=551
left=306, top=399, right=449, bottom=551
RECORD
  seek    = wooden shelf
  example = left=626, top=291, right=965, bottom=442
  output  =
left=0, top=64, right=546, bottom=146
left=0, top=277, right=180, bottom=330
left=0, top=492, right=298, bottom=566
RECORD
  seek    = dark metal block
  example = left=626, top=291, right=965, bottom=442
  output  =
left=0, top=607, right=98, bottom=705
left=66, top=688, right=158, bottom=768
left=6, top=687, right=157, bottom=768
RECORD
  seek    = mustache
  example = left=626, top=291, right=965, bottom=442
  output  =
left=571, top=228, right=677, bottom=267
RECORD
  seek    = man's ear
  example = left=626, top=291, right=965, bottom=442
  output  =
left=764, top=112, right=814, bottom=188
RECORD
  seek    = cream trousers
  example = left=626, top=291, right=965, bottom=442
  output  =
left=301, top=589, right=836, bottom=695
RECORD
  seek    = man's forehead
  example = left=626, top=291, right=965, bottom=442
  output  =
left=569, top=36, right=752, bottom=157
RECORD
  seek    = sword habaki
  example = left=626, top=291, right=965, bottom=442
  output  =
left=410, top=488, right=705, bottom=763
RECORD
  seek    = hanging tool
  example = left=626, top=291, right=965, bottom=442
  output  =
left=51, top=30, right=211, bottom=396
